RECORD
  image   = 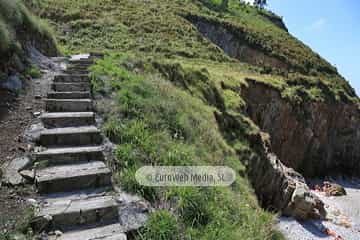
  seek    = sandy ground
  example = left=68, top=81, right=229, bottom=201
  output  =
left=277, top=178, right=360, bottom=240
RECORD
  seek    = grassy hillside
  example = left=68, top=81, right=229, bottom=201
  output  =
left=90, top=53, right=281, bottom=240
left=0, top=0, right=56, bottom=82
left=26, top=0, right=359, bottom=239
left=34, top=0, right=358, bottom=104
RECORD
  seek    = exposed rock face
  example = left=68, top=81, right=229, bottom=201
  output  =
left=242, top=79, right=360, bottom=177
left=246, top=131, right=326, bottom=220
left=187, top=15, right=289, bottom=70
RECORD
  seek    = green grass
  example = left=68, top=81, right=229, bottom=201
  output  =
left=34, top=0, right=358, bottom=104
left=90, top=54, right=283, bottom=239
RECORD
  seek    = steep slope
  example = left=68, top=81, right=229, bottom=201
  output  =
left=29, top=0, right=360, bottom=239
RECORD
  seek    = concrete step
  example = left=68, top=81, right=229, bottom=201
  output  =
left=54, top=74, right=89, bottom=83
left=67, top=65, right=90, bottom=71
left=47, top=91, right=91, bottom=99
left=69, top=59, right=94, bottom=64
left=52, top=82, right=90, bottom=92
left=35, top=161, right=112, bottom=193
left=41, top=112, right=95, bottom=128
left=48, top=223, right=126, bottom=240
left=39, top=126, right=102, bottom=147
left=64, top=69, right=89, bottom=75
left=45, top=99, right=93, bottom=112
left=34, top=195, right=118, bottom=230
left=35, top=146, right=104, bottom=166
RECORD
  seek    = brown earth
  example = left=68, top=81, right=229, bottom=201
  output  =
left=0, top=78, right=43, bottom=235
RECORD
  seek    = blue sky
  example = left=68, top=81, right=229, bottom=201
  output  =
left=267, top=0, right=360, bottom=96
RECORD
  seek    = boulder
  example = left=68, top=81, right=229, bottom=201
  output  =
left=1, top=157, right=31, bottom=186
left=324, top=182, right=346, bottom=196
left=284, top=183, right=326, bottom=220
left=24, top=122, right=44, bottom=143
left=19, top=169, right=35, bottom=181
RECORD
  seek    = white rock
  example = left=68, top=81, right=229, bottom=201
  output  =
left=33, top=111, right=41, bottom=117
left=27, top=198, right=37, bottom=205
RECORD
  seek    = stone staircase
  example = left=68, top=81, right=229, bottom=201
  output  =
left=31, top=56, right=127, bottom=239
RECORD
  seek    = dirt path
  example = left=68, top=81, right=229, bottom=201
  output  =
left=0, top=77, right=43, bottom=235
left=0, top=47, right=62, bottom=235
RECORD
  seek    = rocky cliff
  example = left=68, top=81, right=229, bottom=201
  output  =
left=242, top=79, right=360, bottom=178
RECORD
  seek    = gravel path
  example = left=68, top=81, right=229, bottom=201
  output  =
left=277, top=178, right=360, bottom=240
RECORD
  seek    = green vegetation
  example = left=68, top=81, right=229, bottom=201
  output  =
left=90, top=54, right=282, bottom=239
left=138, top=211, right=179, bottom=240
left=0, top=205, right=35, bottom=240
left=33, top=0, right=357, bottom=103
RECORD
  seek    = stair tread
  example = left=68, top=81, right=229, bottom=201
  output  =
left=45, top=98, right=92, bottom=102
left=47, top=91, right=91, bottom=99
left=56, top=74, right=89, bottom=77
left=36, top=161, right=110, bottom=182
left=48, top=223, right=126, bottom=240
left=41, top=112, right=94, bottom=118
left=40, top=187, right=112, bottom=202
left=53, top=82, right=90, bottom=85
left=36, top=195, right=117, bottom=217
left=48, top=91, right=90, bottom=94
left=54, top=75, right=89, bottom=83
left=36, top=146, right=104, bottom=155
left=41, top=126, right=100, bottom=135
left=45, top=99, right=93, bottom=112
